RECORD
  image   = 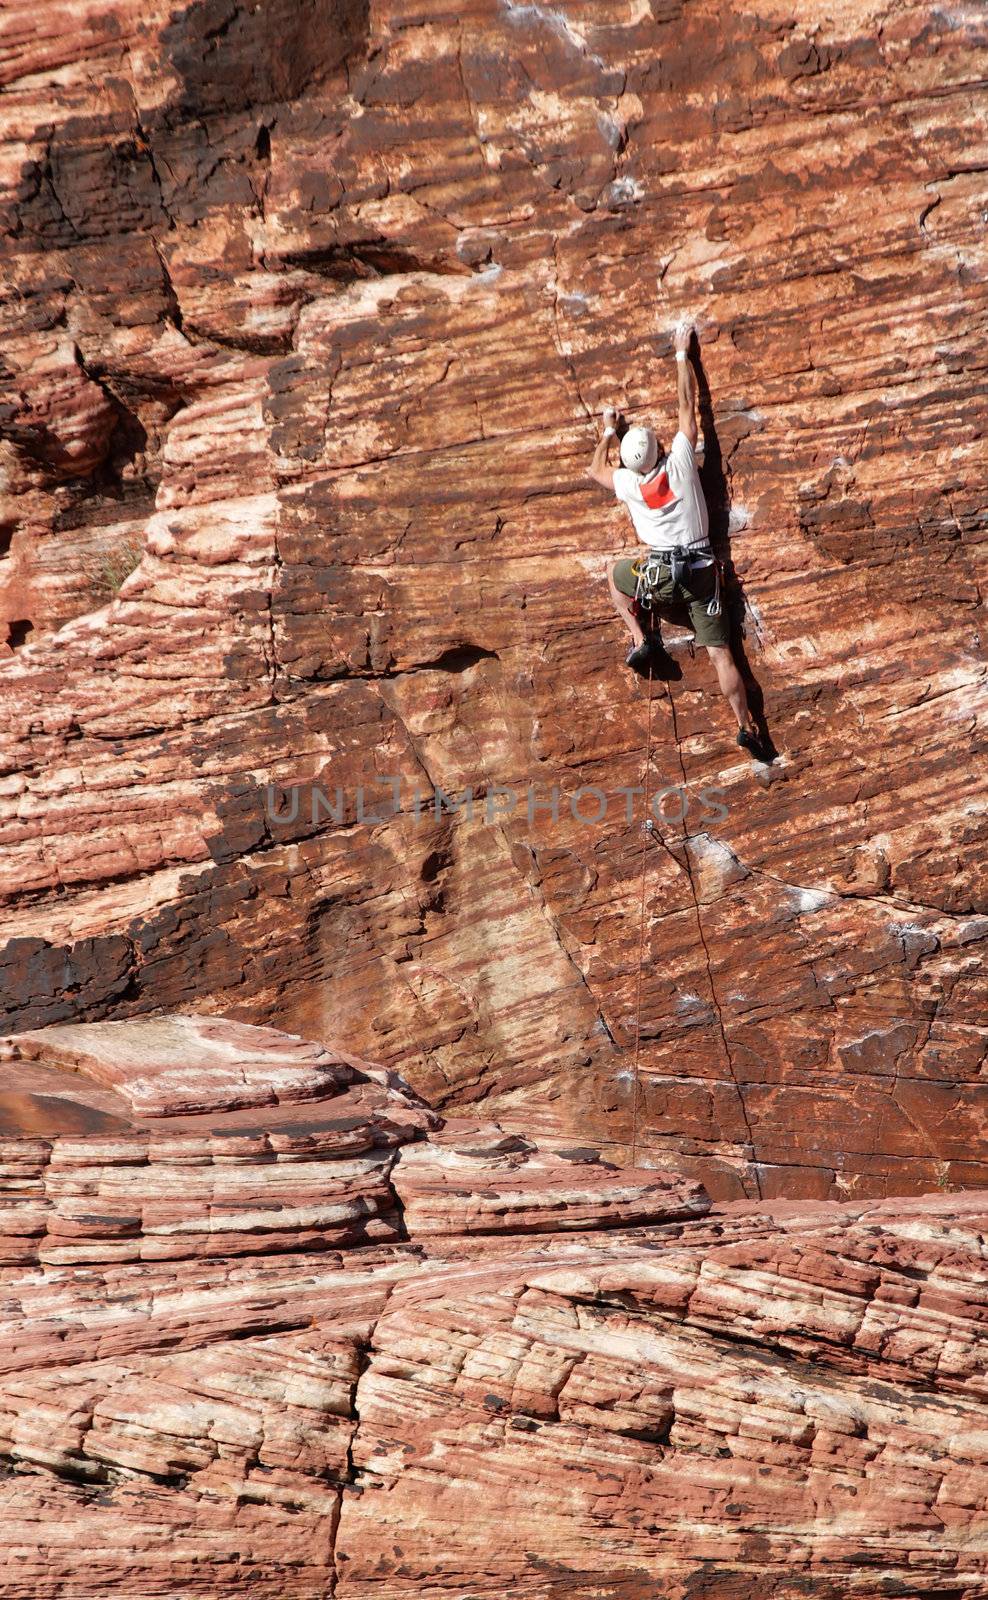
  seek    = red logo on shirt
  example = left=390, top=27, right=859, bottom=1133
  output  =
left=640, top=470, right=676, bottom=510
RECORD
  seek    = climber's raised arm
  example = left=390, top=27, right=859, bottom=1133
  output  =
left=675, top=317, right=698, bottom=449
left=586, top=405, right=617, bottom=490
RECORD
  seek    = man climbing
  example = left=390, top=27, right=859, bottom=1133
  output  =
left=587, top=316, right=763, bottom=757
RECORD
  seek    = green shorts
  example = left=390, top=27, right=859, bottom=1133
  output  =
left=612, top=554, right=728, bottom=649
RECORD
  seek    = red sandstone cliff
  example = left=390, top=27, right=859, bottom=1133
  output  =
left=1, top=1, right=987, bottom=1199
left=3, top=0, right=988, bottom=1202
left=0, top=1015, right=985, bottom=1598
left=3, top=3, right=988, bottom=1590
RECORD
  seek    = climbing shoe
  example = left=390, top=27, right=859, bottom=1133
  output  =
left=626, top=637, right=683, bottom=681
left=646, top=637, right=682, bottom=682
left=625, top=641, right=652, bottom=676
left=737, top=726, right=768, bottom=762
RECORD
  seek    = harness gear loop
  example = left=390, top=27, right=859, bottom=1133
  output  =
left=707, top=557, right=722, bottom=618
left=632, top=548, right=722, bottom=619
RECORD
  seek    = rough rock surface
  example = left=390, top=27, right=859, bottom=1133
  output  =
left=1, top=1, right=987, bottom=1204
left=0, top=1015, right=987, bottom=1597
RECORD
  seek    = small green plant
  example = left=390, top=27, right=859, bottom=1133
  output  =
left=85, top=536, right=144, bottom=601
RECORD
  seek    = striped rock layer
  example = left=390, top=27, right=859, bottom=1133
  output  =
left=0, top=1018, right=985, bottom=1597
left=0, top=5, right=987, bottom=1200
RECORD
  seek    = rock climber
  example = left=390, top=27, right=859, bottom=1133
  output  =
left=586, top=315, right=763, bottom=758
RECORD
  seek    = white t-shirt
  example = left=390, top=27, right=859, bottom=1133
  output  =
left=612, top=430, right=709, bottom=551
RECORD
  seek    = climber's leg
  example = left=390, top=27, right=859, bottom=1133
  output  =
left=706, top=644, right=758, bottom=735
left=682, top=569, right=757, bottom=737
left=609, top=559, right=645, bottom=649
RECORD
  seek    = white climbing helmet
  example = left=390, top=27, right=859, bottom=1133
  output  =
left=619, top=425, right=658, bottom=474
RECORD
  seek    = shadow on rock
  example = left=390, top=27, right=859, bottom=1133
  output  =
left=692, top=334, right=778, bottom=762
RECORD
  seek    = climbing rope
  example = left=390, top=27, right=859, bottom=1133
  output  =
left=629, top=663, right=656, bottom=1167
left=659, top=678, right=765, bottom=1204
left=629, top=657, right=763, bottom=1200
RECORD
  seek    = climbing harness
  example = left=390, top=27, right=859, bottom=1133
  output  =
left=631, top=546, right=722, bottom=618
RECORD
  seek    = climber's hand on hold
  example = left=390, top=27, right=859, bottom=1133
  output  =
left=587, top=405, right=618, bottom=490
left=674, top=316, right=695, bottom=354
